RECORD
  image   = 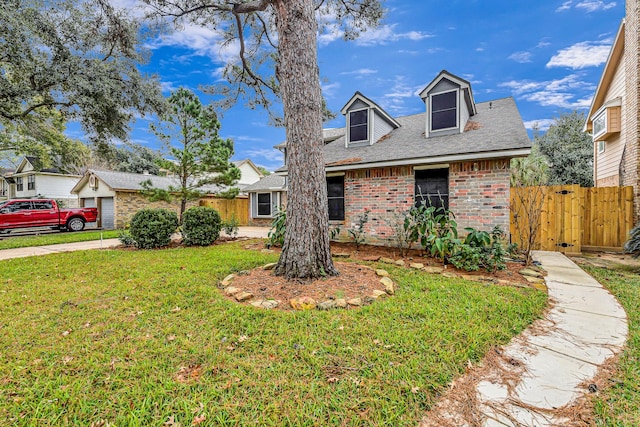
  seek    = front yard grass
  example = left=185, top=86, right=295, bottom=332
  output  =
left=0, top=241, right=546, bottom=426
left=584, top=263, right=640, bottom=426
left=0, top=230, right=120, bottom=250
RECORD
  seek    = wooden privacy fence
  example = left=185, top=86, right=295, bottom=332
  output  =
left=510, top=185, right=634, bottom=254
left=199, top=197, right=249, bottom=225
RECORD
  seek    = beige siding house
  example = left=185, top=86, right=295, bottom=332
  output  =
left=586, top=0, right=640, bottom=221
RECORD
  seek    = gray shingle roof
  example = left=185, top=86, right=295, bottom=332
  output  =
left=89, top=170, right=224, bottom=194
left=243, top=174, right=286, bottom=192
left=276, top=97, right=530, bottom=172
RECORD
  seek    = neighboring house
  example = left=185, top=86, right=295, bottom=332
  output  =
left=0, top=174, right=11, bottom=201
left=252, top=70, right=531, bottom=244
left=233, top=159, right=264, bottom=190
left=71, top=170, right=223, bottom=229
left=585, top=0, right=640, bottom=222
left=0, top=156, right=81, bottom=206
left=244, top=174, right=287, bottom=225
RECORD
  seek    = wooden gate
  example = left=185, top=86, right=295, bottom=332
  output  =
left=199, top=197, right=249, bottom=225
left=510, top=185, right=634, bottom=254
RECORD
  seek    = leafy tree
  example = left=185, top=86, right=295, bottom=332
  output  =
left=0, top=0, right=164, bottom=145
left=94, top=144, right=164, bottom=175
left=257, top=166, right=271, bottom=176
left=535, top=111, right=594, bottom=187
left=144, top=0, right=384, bottom=279
left=143, top=88, right=240, bottom=222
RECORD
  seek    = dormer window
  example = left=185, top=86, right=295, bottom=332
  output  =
left=431, top=90, right=458, bottom=131
left=349, top=109, right=368, bottom=143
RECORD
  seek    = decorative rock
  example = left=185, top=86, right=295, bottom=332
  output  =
left=531, top=283, right=548, bottom=292
left=333, top=252, right=351, bottom=258
left=410, top=262, right=425, bottom=269
left=372, top=290, right=387, bottom=299
left=442, top=272, right=458, bottom=279
left=220, top=274, right=235, bottom=287
left=519, top=268, right=544, bottom=278
left=361, top=255, right=381, bottom=262
left=290, top=297, right=317, bottom=311
left=251, top=299, right=279, bottom=309
left=394, top=260, right=405, bottom=266
left=424, top=266, right=444, bottom=274
left=260, top=249, right=275, bottom=254
left=525, top=276, right=545, bottom=284
left=317, top=300, right=337, bottom=310
left=363, top=296, right=375, bottom=304
left=335, top=299, right=348, bottom=308
left=224, top=286, right=241, bottom=296
left=347, top=298, right=362, bottom=306
left=235, top=291, right=254, bottom=302
left=460, top=274, right=482, bottom=282
left=262, top=263, right=277, bottom=270
left=380, top=257, right=395, bottom=264
left=380, top=277, right=395, bottom=295
left=375, top=269, right=390, bottom=277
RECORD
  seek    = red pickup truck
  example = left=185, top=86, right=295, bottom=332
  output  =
left=0, top=199, right=98, bottom=233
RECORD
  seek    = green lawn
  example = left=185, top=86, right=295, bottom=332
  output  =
left=0, top=230, right=120, bottom=250
left=0, top=242, right=546, bottom=426
left=584, top=263, right=640, bottom=426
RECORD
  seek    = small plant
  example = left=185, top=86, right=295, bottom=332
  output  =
left=267, top=208, right=286, bottom=247
left=347, top=209, right=370, bottom=250
left=117, top=229, right=136, bottom=247
left=222, top=213, right=240, bottom=239
left=129, top=208, right=179, bottom=249
left=385, top=211, right=419, bottom=257
left=450, top=225, right=507, bottom=273
left=623, top=223, right=640, bottom=258
left=329, top=226, right=341, bottom=240
left=182, top=206, right=222, bottom=246
left=408, top=201, right=460, bottom=263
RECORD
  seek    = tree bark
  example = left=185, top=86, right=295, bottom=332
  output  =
left=272, top=0, right=338, bottom=279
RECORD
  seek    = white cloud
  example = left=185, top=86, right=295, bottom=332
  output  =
left=379, top=76, right=424, bottom=115
left=318, top=23, right=433, bottom=47
left=575, top=1, right=617, bottom=12
left=242, top=148, right=284, bottom=165
left=321, top=82, right=341, bottom=98
left=523, top=119, right=556, bottom=131
left=547, top=40, right=612, bottom=69
left=556, top=1, right=574, bottom=11
left=500, top=74, right=595, bottom=109
left=340, top=68, right=378, bottom=76
left=509, top=51, right=533, bottom=63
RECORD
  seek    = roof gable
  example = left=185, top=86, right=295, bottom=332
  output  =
left=419, top=70, right=477, bottom=116
left=340, top=91, right=401, bottom=129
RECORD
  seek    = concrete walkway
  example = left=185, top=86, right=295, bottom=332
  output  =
left=422, top=250, right=629, bottom=426
left=0, top=227, right=269, bottom=261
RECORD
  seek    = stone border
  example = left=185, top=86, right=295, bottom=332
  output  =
left=219, top=263, right=396, bottom=311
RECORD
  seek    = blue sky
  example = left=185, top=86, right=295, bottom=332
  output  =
left=100, top=0, right=625, bottom=172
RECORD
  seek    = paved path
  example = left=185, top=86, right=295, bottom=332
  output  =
left=0, top=227, right=270, bottom=261
left=421, top=250, right=629, bottom=426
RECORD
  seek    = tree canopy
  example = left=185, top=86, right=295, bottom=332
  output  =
left=144, top=88, right=240, bottom=221
left=143, top=0, right=385, bottom=279
left=535, top=111, right=594, bottom=187
left=0, top=0, right=164, bottom=144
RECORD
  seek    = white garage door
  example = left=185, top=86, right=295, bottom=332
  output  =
left=100, top=197, right=115, bottom=229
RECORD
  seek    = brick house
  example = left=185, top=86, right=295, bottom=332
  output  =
left=584, top=0, right=640, bottom=222
left=249, top=70, right=531, bottom=244
left=71, top=170, right=222, bottom=229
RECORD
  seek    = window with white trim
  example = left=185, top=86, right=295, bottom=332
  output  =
left=349, top=109, right=368, bottom=143
left=257, top=193, right=272, bottom=216
left=597, top=140, right=606, bottom=154
left=16, top=177, right=23, bottom=191
left=593, top=110, right=607, bottom=138
left=430, top=90, right=457, bottom=131
left=27, top=174, right=35, bottom=190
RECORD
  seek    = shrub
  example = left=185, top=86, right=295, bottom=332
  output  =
left=347, top=209, right=370, bottom=250
left=182, top=206, right=222, bottom=246
left=450, top=225, right=507, bottom=273
left=409, top=203, right=460, bottom=263
left=222, top=213, right=240, bottom=239
left=267, top=208, right=286, bottom=248
left=624, top=223, right=640, bottom=258
left=129, top=208, right=179, bottom=249
left=117, top=229, right=136, bottom=247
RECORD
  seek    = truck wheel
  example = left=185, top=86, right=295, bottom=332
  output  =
left=67, top=218, right=85, bottom=232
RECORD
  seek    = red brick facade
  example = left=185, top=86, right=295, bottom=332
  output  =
left=333, top=160, right=512, bottom=246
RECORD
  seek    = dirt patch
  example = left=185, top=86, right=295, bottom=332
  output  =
left=228, top=241, right=539, bottom=310
left=572, top=252, right=640, bottom=270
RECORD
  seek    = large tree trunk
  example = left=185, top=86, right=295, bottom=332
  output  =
left=272, top=0, right=339, bottom=279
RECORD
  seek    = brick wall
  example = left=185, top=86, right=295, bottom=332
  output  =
left=114, top=191, right=198, bottom=228
left=449, top=159, right=511, bottom=233
left=337, top=160, right=512, bottom=246
left=625, top=0, right=640, bottom=222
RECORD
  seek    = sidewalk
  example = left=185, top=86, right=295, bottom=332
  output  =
left=0, top=227, right=269, bottom=261
left=421, top=250, right=629, bottom=426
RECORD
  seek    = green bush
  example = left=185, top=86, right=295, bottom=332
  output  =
left=222, top=213, right=240, bottom=239
left=182, top=206, right=222, bottom=246
left=129, top=208, right=179, bottom=249
left=624, top=223, right=640, bottom=258
left=450, top=226, right=507, bottom=273
left=267, top=208, right=286, bottom=248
